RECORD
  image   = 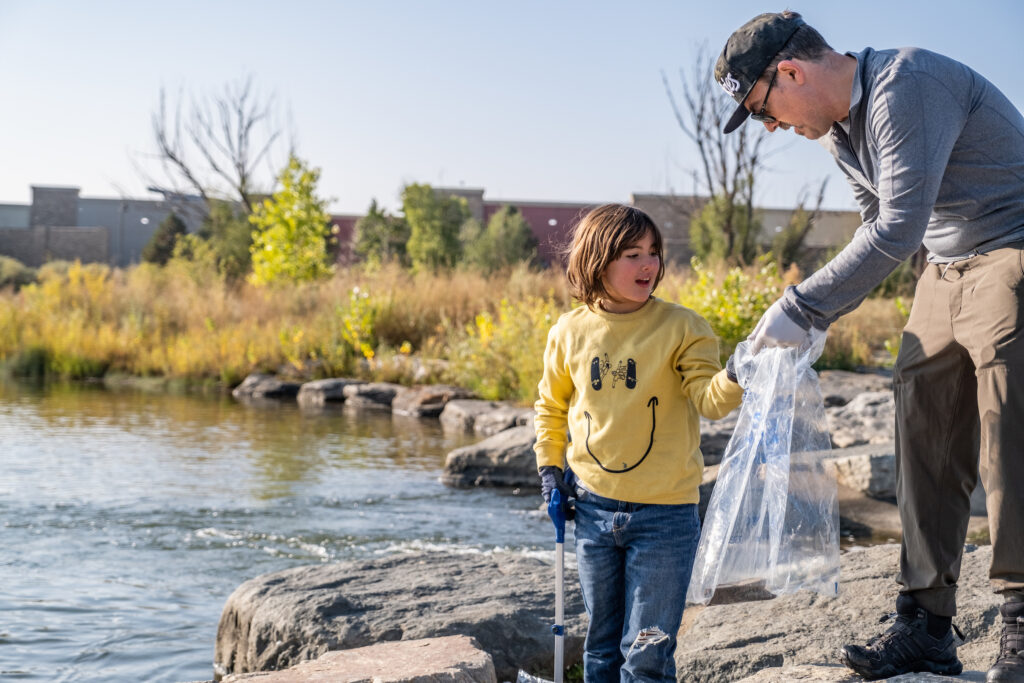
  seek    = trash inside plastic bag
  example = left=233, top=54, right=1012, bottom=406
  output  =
left=687, top=330, right=840, bottom=605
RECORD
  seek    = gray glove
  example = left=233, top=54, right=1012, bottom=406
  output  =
left=539, top=466, right=576, bottom=520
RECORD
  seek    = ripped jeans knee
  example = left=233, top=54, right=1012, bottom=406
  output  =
left=627, top=626, right=671, bottom=656
left=622, top=624, right=676, bottom=681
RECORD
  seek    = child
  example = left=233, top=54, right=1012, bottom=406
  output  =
left=534, top=203, right=742, bottom=682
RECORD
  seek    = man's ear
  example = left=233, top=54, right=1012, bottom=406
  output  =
left=776, top=59, right=806, bottom=85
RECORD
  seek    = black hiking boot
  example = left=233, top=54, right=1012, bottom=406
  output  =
left=988, top=601, right=1024, bottom=682
left=840, top=595, right=964, bottom=680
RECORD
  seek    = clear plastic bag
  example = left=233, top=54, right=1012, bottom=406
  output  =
left=687, top=330, right=840, bottom=605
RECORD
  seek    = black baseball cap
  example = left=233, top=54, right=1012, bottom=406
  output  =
left=716, top=12, right=805, bottom=134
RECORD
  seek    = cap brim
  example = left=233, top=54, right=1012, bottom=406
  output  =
left=723, top=102, right=750, bottom=134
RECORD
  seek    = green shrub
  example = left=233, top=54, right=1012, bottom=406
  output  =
left=142, top=212, right=187, bottom=265
left=6, top=346, right=49, bottom=379
left=0, top=255, right=37, bottom=290
left=668, top=256, right=783, bottom=358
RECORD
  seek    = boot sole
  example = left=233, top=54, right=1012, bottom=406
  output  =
left=840, top=647, right=963, bottom=681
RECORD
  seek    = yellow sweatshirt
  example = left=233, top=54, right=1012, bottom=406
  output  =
left=533, top=297, right=742, bottom=504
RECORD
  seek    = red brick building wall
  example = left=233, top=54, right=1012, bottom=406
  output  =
left=330, top=214, right=360, bottom=264
left=481, top=201, right=594, bottom=266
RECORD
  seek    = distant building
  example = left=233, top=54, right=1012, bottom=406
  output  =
left=439, top=187, right=595, bottom=265
left=0, top=186, right=205, bottom=267
left=330, top=214, right=361, bottom=265
left=0, top=183, right=861, bottom=269
left=437, top=187, right=860, bottom=267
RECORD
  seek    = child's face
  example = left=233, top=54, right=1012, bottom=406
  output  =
left=599, top=230, right=660, bottom=314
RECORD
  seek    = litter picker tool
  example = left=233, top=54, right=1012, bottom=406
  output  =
left=516, top=488, right=567, bottom=683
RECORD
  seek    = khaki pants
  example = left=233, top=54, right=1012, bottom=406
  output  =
left=894, top=244, right=1024, bottom=617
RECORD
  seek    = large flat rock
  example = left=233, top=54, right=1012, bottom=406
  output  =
left=676, top=543, right=1001, bottom=682
left=737, top=664, right=988, bottom=681
left=213, top=551, right=585, bottom=683
left=219, top=635, right=496, bottom=682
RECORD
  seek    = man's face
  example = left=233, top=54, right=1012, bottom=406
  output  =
left=745, top=64, right=832, bottom=140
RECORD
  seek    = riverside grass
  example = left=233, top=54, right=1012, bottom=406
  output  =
left=0, top=259, right=906, bottom=401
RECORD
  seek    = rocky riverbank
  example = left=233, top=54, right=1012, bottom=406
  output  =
left=199, top=543, right=1000, bottom=683
left=193, top=368, right=995, bottom=682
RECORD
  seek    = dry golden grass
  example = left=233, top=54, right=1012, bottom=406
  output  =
left=826, top=296, right=910, bottom=368
left=0, top=258, right=907, bottom=393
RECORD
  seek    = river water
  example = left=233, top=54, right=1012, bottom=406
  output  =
left=0, top=380, right=551, bottom=682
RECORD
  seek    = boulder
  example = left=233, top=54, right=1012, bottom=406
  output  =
left=825, top=443, right=898, bottom=499
left=817, top=369, right=893, bottom=407
left=296, top=378, right=366, bottom=407
left=825, top=443, right=987, bottom=515
left=826, top=391, right=895, bottom=448
left=676, top=543, right=1001, bottom=682
left=220, top=635, right=496, bottom=682
left=441, top=401, right=534, bottom=437
left=441, top=426, right=537, bottom=488
left=342, top=382, right=403, bottom=410
left=440, top=400, right=507, bottom=433
left=213, top=551, right=585, bottom=683
left=392, top=384, right=476, bottom=418
left=232, top=373, right=302, bottom=401
left=474, top=406, right=534, bottom=438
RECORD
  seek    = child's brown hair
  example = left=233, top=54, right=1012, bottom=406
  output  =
left=565, top=203, right=665, bottom=308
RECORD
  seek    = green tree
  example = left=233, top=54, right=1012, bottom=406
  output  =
left=249, top=155, right=334, bottom=285
left=463, top=205, right=538, bottom=273
left=771, top=179, right=828, bottom=270
left=141, top=212, right=188, bottom=265
left=403, top=184, right=469, bottom=270
left=690, top=194, right=762, bottom=264
left=353, top=199, right=410, bottom=265
left=664, top=46, right=774, bottom=266
left=199, top=200, right=253, bottom=280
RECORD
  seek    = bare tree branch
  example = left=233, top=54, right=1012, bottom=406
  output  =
left=663, top=43, right=775, bottom=264
left=143, top=75, right=290, bottom=215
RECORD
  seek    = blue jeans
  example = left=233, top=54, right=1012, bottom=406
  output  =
left=573, top=486, right=700, bottom=682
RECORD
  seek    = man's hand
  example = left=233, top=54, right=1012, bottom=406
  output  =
left=539, top=466, right=575, bottom=520
left=749, top=299, right=811, bottom=355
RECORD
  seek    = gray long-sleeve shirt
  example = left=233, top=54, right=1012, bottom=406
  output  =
left=781, top=47, right=1024, bottom=330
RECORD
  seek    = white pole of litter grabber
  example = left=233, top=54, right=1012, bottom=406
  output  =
left=554, top=535, right=564, bottom=683
left=549, top=489, right=566, bottom=683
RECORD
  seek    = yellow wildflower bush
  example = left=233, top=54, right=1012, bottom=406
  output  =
left=446, top=295, right=562, bottom=402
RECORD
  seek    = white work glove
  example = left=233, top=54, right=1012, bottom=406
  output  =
left=749, top=299, right=812, bottom=355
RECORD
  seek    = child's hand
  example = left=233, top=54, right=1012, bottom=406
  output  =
left=726, top=354, right=738, bottom=384
left=539, top=466, right=576, bottom=520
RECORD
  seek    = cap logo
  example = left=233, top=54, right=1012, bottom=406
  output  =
left=719, top=72, right=741, bottom=95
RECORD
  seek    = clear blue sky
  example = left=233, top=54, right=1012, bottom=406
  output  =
left=2, top=1, right=1022, bottom=214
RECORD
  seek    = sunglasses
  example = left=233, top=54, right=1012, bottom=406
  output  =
left=749, top=67, right=779, bottom=124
